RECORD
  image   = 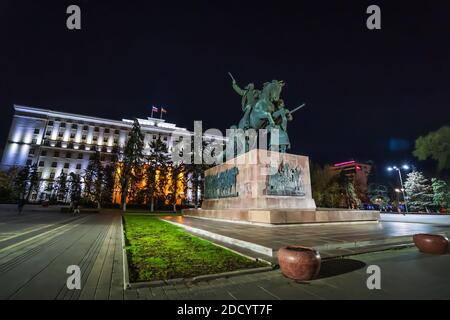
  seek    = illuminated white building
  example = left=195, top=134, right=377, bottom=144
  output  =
left=1, top=105, right=208, bottom=201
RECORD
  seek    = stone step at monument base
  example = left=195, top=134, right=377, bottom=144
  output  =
left=182, top=208, right=380, bottom=225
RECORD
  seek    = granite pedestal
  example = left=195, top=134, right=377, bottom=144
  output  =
left=183, top=149, right=379, bottom=225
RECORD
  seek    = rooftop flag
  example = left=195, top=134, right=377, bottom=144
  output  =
left=151, top=106, right=158, bottom=118
left=160, top=107, right=167, bottom=119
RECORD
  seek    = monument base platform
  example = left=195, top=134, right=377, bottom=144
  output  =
left=182, top=208, right=380, bottom=225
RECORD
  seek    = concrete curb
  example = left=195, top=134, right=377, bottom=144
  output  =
left=164, top=219, right=273, bottom=256
left=128, top=266, right=274, bottom=289
left=120, top=215, right=131, bottom=290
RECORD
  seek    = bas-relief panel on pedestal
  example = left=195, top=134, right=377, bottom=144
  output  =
left=266, top=161, right=305, bottom=197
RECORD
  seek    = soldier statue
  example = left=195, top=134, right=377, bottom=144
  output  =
left=228, top=72, right=305, bottom=153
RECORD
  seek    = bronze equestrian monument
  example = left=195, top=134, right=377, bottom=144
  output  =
left=183, top=75, right=379, bottom=224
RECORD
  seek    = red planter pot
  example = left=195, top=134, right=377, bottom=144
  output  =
left=277, top=246, right=321, bottom=281
left=413, top=234, right=449, bottom=255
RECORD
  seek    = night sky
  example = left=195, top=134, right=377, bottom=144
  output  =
left=1, top=0, right=449, bottom=180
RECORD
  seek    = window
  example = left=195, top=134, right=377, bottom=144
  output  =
left=76, top=164, right=82, bottom=170
left=66, top=152, right=72, bottom=159
left=114, top=129, right=120, bottom=135
left=78, top=153, right=83, bottom=159
left=163, top=136, right=168, bottom=141
left=29, top=148, right=35, bottom=155
left=26, top=159, right=32, bottom=166
left=38, top=161, right=44, bottom=167
left=58, top=132, right=63, bottom=138
left=41, top=150, right=47, bottom=156
left=46, top=130, right=51, bottom=136
left=104, top=128, right=110, bottom=133
left=50, top=172, right=55, bottom=179
left=34, top=129, right=40, bottom=135
left=83, top=125, right=88, bottom=131
left=70, top=133, right=75, bottom=139
left=48, top=121, right=54, bottom=126
left=64, top=163, right=70, bottom=169
left=32, top=139, right=37, bottom=144
left=93, top=136, right=98, bottom=141
left=104, top=137, right=108, bottom=143
left=82, top=134, right=87, bottom=140
left=54, top=151, right=60, bottom=157
left=51, top=162, right=57, bottom=168
left=94, top=127, right=99, bottom=132
left=113, top=138, right=118, bottom=144
left=72, top=124, right=78, bottom=129
left=153, top=135, right=157, bottom=139
left=60, top=123, right=66, bottom=128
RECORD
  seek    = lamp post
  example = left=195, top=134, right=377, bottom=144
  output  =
left=388, top=165, right=410, bottom=213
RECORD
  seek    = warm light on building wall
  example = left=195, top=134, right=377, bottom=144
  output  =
left=112, top=163, right=186, bottom=205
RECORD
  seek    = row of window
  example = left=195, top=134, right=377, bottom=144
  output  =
left=44, top=130, right=120, bottom=143
left=47, top=121, right=122, bottom=134
left=26, top=159, right=82, bottom=171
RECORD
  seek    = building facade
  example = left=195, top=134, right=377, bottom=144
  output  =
left=1, top=105, right=208, bottom=202
left=330, top=160, right=372, bottom=202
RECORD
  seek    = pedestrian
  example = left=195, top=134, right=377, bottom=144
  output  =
left=73, top=200, right=80, bottom=215
left=17, top=197, right=25, bottom=215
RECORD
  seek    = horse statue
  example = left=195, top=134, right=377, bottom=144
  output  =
left=237, top=79, right=284, bottom=130
left=228, top=74, right=303, bottom=155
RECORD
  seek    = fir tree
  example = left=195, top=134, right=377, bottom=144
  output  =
left=68, top=172, right=82, bottom=203
left=431, top=178, right=450, bottom=210
left=55, top=170, right=68, bottom=202
left=144, top=136, right=170, bottom=211
left=119, top=119, right=144, bottom=211
left=404, top=171, right=434, bottom=212
left=83, top=152, right=105, bottom=208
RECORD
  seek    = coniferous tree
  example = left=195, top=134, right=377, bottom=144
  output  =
left=26, top=163, right=39, bottom=201
left=83, top=152, right=105, bottom=208
left=144, top=137, right=170, bottom=211
left=431, top=178, right=450, bottom=211
left=55, top=170, right=68, bottom=202
left=184, top=139, right=215, bottom=208
left=368, top=183, right=390, bottom=210
left=168, top=162, right=185, bottom=212
left=0, top=167, right=20, bottom=202
left=119, top=119, right=144, bottom=211
left=68, top=172, right=82, bottom=203
left=102, top=162, right=117, bottom=206
left=14, top=165, right=30, bottom=200
left=404, top=171, right=434, bottom=212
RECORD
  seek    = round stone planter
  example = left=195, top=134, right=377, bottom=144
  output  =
left=277, top=246, right=321, bottom=281
left=413, top=234, right=449, bottom=255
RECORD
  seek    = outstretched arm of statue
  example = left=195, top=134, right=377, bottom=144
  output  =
left=232, top=82, right=246, bottom=96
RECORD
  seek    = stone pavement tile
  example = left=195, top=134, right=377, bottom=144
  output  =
left=137, top=287, right=152, bottom=300
left=163, top=285, right=186, bottom=300
left=150, top=285, right=169, bottom=300
left=225, top=283, right=283, bottom=300
left=124, top=289, right=139, bottom=300
left=250, top=275, right=324, bottom=300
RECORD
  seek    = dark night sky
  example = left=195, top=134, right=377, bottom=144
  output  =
left=1, top=0, right=449, bottom=180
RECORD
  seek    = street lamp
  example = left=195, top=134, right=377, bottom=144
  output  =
left=387, top=165, right=410, bottom=213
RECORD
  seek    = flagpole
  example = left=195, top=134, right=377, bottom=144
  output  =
left=160, top=108, right=163, bottom=119
left=151, top=108, right=154, bottom=118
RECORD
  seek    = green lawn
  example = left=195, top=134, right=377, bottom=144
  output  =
left=123, top=215, right=266, bottom=282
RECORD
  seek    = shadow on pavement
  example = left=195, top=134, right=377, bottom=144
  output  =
left=317, top=259, right=366, bottom=279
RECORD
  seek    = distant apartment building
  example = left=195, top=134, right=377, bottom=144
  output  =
left=1, top=105, right=217, bottom=202
left=330, top=160, right=372, bottom=201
